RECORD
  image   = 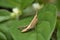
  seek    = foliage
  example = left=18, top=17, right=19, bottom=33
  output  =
left=0, top=0, right=59, bottom=40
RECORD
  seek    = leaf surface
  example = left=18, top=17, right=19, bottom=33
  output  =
left=0, top=4, right=57, bottom=40
left=0, top=0, right=34, bottom=9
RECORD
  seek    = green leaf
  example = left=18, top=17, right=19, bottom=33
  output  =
left=0, top=10, right=11, bottom=22
left=57, top=19, right=60, bottom=40
left=0, top=25, right=14, bottom=40
left=57, top=0, right=60, bottom=11
left=20, top=0, right=34, bottom=9
left=0, top=0, right=16, bottom=8
left=0, top=16, right=35, bottom=40
left=0, top=16, right=9, bottom=22
left=0, top=0, right=34, bottom=9
left=37, top=4, right=57, bottom=40
left=37, top=21, right=51, bottom=40
left=0, top=32, right=7, bottom=40
left=0, top=4, right=57, bottom=40
left=0, top=10, right=11, bottom=16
